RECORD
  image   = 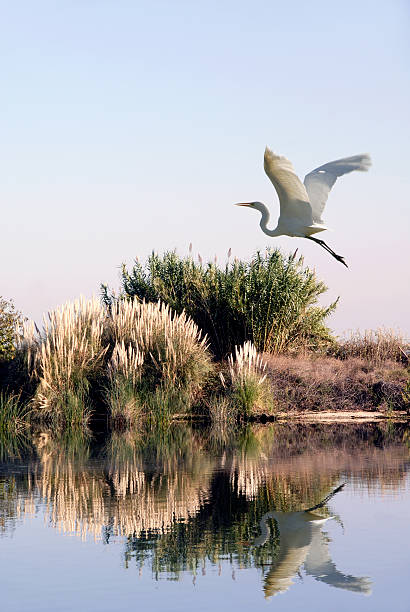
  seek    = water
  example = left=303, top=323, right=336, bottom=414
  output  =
left=0, top=422, right=409, bottom=612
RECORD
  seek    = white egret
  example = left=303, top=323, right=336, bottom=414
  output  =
left=235, top=147, right=371, bottom=267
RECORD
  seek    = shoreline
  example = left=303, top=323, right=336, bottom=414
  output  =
left=172, top=409, right=410, bottom=424
left=270, top=409, right=409, bottom=423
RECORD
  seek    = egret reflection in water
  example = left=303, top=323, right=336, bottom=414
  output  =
left=249, top=485, right=372, bottom=598
left=1, top=422, right=408, bottom=599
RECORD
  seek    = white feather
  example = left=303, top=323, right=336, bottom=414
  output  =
left=304, top=154, right=372, bottom=224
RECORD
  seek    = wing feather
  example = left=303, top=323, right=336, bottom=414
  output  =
left=304, top=154, right=371, bottom=224
left=304, top=528, right=372, bottom=594
left=263, top=147, right=312, bottom=226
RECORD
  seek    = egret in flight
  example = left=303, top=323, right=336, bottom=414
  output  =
left=235, top=148, right=371, bottom=267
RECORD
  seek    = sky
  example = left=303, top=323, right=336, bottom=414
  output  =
left=1, top=0, right=409, bottom=337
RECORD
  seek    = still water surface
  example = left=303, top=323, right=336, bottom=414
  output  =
left=1, top=423, right=409, bottom=611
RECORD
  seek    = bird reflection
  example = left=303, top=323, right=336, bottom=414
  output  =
left=249, top=485, right=372, bottom=598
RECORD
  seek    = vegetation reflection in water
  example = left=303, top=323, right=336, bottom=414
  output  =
left=0, top=423, right=409, bottom=599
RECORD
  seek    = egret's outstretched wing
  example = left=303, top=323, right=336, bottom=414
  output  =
left=304, top=527, right=372, bottom=594
left=263, top=147, right=312, bottom=226
left=304, top=154, right=371, bottom=224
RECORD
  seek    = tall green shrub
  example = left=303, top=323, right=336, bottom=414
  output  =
left=0, top=297, right=23, bottom=363
left=102, top=249, right=336, bottom=357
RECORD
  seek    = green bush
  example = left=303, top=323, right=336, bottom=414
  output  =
left=102, top=249, right=336, bottom=358
left=0, top=297, right=23, bottom=363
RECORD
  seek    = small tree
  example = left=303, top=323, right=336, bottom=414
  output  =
left=0, top=297, right=23, bottom=362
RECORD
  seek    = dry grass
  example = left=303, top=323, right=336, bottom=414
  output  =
left=264, top=353, right=409, bottom=412
left=334, top=328, right=409, bottom=362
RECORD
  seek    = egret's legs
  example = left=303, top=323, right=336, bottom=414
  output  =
left=306, top=236, right=348, bottom=268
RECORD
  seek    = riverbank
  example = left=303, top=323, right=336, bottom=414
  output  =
left=1, top=332, right=409, bottom=431
left=1, top=249, right=408, bottom=429
left=254, top=410, right=409, bottom=423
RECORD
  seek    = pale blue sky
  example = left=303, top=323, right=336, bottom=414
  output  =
left=1, top=1, right=409, bottom=335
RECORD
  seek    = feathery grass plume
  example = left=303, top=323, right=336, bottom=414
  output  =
left=107, top=299, right=212, bottom=401
left=334, top=328, right=408, bottom=363
left=106, top=341, right=144, bottom=426
left=18, top=319, right=38, bottom=371
left=227, top=341, right=272, bottom=417
left=107, top=341, right=144, bottom=386
left=19, top=297, right=108, bottom=425
left=102, top=249, right=336, bottom=358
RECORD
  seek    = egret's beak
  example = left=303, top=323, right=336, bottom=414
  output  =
left=234, top=202, right=252, bottom=207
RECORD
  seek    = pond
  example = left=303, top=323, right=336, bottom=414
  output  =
left=0, top=422, right=409, bottom=612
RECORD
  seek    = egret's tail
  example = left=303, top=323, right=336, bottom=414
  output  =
left=304, top=225, right=328, bottom=236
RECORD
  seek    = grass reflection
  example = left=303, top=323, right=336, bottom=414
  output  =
left=0, top=422, right=408, bottom=590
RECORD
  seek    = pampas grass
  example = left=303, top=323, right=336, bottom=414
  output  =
left=105, top=341, right=144, bottom=425
left=106, top=299, right=212, bottom=397
left=19, top=297, right=108, bottom=425
left=16, top=297, right=212, bottom=427
left=225, top=342, right=273, bottom=417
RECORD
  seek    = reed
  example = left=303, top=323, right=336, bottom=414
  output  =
left=207, top=395, right=237, bottom=426
left=102, top=248, right=336, bottom=358
left=143, top=387, right=181, bottom=426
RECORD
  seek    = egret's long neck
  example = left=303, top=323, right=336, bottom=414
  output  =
left=252, top=511, right=276, bottom=547
left=257, top=203, right=281, bottom=237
